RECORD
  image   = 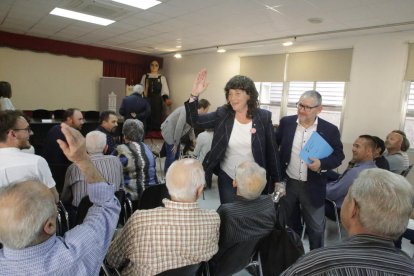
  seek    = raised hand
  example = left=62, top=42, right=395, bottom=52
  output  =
left=57, top=123, right=88, bottom=163
left=191, top=69, right=209, bottom=96
left=57, top=123, right=104, bottom=184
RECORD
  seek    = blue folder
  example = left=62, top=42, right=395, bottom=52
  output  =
left=300, top=132, right=333, bottom=164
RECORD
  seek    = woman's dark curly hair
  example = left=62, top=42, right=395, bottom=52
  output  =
left=224, top=75, right=259, bottom=118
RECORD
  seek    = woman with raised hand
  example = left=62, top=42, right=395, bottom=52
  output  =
left=185, top=69, right=282, bottom=203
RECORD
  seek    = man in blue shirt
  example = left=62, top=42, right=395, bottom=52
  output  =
left=326, top=135, right=377, bottom=220
left=0, top=123, right=121, bottom=276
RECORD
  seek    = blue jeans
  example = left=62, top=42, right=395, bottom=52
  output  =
left=164, top=143, right=180, bottom=174
left=217, top=169, right=237, bottom=204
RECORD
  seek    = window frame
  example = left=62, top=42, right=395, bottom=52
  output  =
left=256, top=80, right=348, bottom=132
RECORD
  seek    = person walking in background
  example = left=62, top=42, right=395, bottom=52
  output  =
left=161, top=98, right=210, bottom=173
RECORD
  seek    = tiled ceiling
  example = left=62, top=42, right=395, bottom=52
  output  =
left=1, top=0, right=414, bottom=56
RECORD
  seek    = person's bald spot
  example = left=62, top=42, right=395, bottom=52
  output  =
left=166, top=159, right=205, bottom=202
left=168, top=159, right=202, bottom=189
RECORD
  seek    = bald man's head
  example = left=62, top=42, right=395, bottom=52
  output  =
left=234, top=161, right=267, bottom=200
left=0, top=181, right=57, bottom=249
left=165, top=159, right=205, bottom=202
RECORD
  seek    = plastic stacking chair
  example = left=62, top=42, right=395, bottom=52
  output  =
left=56, top=201, right=70, bottom=236
left=138, top=183, right=170, bottom=210
left=53, top=109, right=65, bottom=120
left=101, top=260, right=122, bottom=276
left=210, top=238, right=263, bottom=276
left=83, top=110, right=100, bottom=121
left=325, top=198, right=342, bottom=241
left=32, top=109, right=51, bottom=119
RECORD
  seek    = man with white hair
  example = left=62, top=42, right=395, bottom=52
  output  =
left=281, top=168, right=414, bottom=275
left=0, top=123, right=121, bottom=275
left=119, top=84, right=151, bottom=127
left=106, top=159, right=220, bottom=275
left=61, top=130, right=123, bottom=209
left=211, top=161, right=277, bottom=267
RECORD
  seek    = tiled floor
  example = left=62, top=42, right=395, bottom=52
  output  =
left=146, top=139, right=414, bottom=275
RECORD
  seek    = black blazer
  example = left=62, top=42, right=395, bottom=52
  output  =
left=185, top=100, right=282, bottom=192
left=275, top=115, right=344, bottom=207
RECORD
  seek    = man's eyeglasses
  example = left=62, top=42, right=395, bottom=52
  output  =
left=296, top=102, right=320, bottom=112
left=13, top=126, right=32, bottom=133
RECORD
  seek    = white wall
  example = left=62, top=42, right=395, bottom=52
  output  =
left=0, top=47, right=102, bottom=110
left=163, top=52, right=240, bottom=111
left=342, top=32, right=410, bottom=143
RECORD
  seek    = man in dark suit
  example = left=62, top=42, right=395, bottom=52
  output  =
left=276, top=90, right=344, bottom=250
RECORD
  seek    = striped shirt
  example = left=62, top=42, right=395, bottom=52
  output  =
left=62, top=153, right=123, bottom=207
left=106, top=198, right=220, bottom=276
left=0, top=182, right=121, bottom=276
left=217, top=195, right=276, bottom=248
left=281, top=234, right=414, bottom=276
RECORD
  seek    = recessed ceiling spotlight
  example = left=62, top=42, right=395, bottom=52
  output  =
left=174, top=53, right=182, bottom=59
left=217, top=47, right=226, bottom=53
left=282, top=41, right=293, bottom=47
left=308, top=17, right=323, bottom=24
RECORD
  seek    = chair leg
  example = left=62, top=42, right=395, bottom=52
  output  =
left=332, top=204, right=342, bottom=241
left=301, top=223, right=306, bottom=240
left=256, top=251, right=263, bottom=276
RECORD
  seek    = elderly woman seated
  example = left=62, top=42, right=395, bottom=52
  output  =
left=116, top=119, right=157, bottom=202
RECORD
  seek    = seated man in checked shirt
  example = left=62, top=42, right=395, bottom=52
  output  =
left=106, top=158, right=220, bottom=275
left=0, top=123, right=121, bottom=275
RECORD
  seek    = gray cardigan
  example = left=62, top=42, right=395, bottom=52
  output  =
left=161, top=106, right=195, bottom=146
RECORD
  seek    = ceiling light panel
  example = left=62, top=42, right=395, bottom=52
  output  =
left=112, top=0, right=161, bottom=10
left=50, top=8, right=115, bottom=26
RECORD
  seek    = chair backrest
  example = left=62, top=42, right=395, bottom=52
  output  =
left=155, top=262, right=202, bottom=276
left=76, top=192, right=132, bottom=227
left=401, top=164, right=413, bottom=177
left=53, top=109, right=65, bottom=120
left=212, top=238, right=262, bottom=276
left=84, top=110, right=100, bottom=121
left=138, top=183, right=170, bottom=210
left=32, top=109, right=51, bottom=119
left=56, top=201, right=70, bottom=236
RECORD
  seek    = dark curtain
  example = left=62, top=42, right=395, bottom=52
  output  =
left=103, top=61, right=147, bottom=85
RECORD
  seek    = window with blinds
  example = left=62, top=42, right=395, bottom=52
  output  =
left=403, top=82, right=414, bottom=148
left=255, top=82, right=283, bottom=124
left=256, top=81, right=346, bottom=130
